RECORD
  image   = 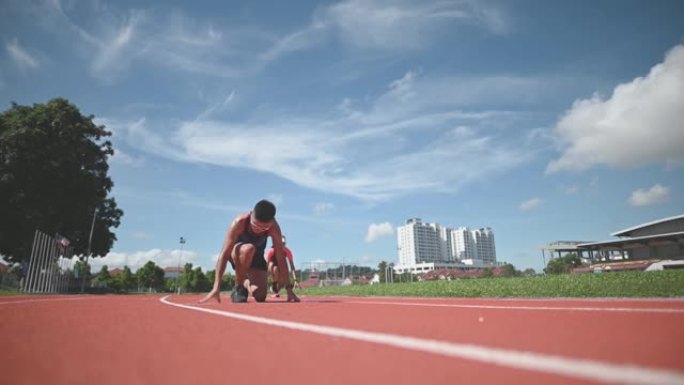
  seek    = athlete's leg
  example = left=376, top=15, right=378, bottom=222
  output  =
left=248, top=268, right=268, bottom=302
left=267, top=261, right=280, bottom=296
left=232, top=243, right=256, bottom=300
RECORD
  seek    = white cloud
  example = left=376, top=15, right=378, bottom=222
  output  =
left=90, top=11, right=141, bottom=78
left=628, top=184, right=670, bottom=207
left=6, top=38, right=39, bottom=70
left=365, top=222, right=394, bottom=243
left=42, top=3, right=266, bottom=80
left=267, top=194, right=284, bottom=206
left=32, top=1, right=510, bottom=80
left=564, top=185, right=579, bottom=195
left=520, top=198, right=543, bottom=211
left=262, top=0, right=509, bottom=62
left=108, top=148, right=145, bottom=167
left=114, top=71, right=533, bottom=201
left=313, top=202, right=335, bottom=216
left=547, top=44, right=684, bottom=173
left=320, top=0, right=509, bottom=51
left=131, top=231, right=151, bottom=240
left=88, top=248, right=198, bottom=272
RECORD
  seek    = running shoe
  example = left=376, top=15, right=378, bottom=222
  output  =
left=230, top=286, right=248, bottom=303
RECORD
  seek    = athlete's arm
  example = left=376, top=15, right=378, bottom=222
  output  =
left=269, top=223, right=300, bottom=302
left=199, top=213, right=245, bottom=304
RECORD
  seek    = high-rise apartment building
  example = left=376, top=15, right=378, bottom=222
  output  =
left=397, top=218, right=444, bottom=265
left=396, top=219, right=497, bottom=273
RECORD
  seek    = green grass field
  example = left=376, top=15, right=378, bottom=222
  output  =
left=297, top=270, right=684, bottom=298
left=2, top=270, right=682, bottom=298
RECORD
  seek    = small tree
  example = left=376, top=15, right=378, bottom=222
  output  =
left=544, top=253, right=583, bottom=274
left=179, top=262, right=194, bottom=292
left=73, top=259, right=91, bottom=287
left=95, top=265, right=111, bottom=288
left=378, top=261, right=387, bottom=283
left=499, top=263, right=518, bottom=278
left=137, top=261, right=164, bottom=291
left=116, top=266, right=136, bottom=292
left=192, top=267, right=211, bottom=292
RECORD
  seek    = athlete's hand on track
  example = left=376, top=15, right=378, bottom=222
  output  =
left=286, top=288, right=300, bottom=302
left=198, top=288, right=221, bottom=304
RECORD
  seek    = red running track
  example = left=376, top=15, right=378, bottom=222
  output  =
left=1, top=294, right=684, bottom=385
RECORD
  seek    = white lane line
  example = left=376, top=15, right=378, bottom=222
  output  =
left=343, top=300, right=684, bottom=314
left=160, top=296, right=684, bottom=385
left=0, top=296, right=91, bottom=306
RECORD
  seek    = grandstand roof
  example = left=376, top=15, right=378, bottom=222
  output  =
left=578, top=231, right=684, bottom=250
left=611, top=214, right=684, bottom=237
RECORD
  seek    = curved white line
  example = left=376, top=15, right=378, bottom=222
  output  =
left=160, top=296, right=684, bottom=385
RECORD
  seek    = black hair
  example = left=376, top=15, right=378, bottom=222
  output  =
left=254, top=199, right=276, bottom=221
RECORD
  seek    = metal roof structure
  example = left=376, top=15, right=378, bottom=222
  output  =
left=611, top=214, right=684, bottom=237
left=578, top=231, right=684, bottom=251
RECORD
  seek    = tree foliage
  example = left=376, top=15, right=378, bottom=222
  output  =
left=179, top=263, right=212, bottom=292
left=378, top=261, right=387, bottom=283
left=0, top=98, right=123, bottom=264
left=117, top=266, right=136, bottom=292
left=136, top=261, right=165, bottom=291
left=544, top=253, right=583, bottom=275
left=499, top=263, right=519, bottom=277
left=95, top=265, right=111, bottom=288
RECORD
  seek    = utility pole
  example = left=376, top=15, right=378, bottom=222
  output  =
left=80, top=208, right=98, bottom=293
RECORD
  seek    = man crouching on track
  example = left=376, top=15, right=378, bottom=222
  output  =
left=199, top=200, right=300, bottom=304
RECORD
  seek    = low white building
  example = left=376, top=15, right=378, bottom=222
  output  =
left=393, top=260, right=499, bottom=275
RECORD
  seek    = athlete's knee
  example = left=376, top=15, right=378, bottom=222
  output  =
left=254, top=289, right=267, bottom=302
left=235, top=244, right=256, bottom=264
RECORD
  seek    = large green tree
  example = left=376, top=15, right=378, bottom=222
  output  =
left=137, top=261, right=165, bottom=291
left=0, top=98, right=123, bottom=265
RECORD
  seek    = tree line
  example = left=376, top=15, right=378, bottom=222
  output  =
left=82, top=260, right=234, bottom=294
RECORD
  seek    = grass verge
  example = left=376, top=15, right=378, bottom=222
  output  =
left=297, top=270, right=684, bottom=298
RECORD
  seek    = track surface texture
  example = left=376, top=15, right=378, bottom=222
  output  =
left=2, top=294, right=683, bottom=385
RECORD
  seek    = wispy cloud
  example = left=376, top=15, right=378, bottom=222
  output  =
left=628, top=184, right=670, bottom=207
left=313, top=202, right=335, bottom=216
left=547, top=44, right=684, bottom=173
left=263, top=0, right=510, bottom=62
left=520, top=198, right=544, bottom=211
left=25, top=0, right=510, bottom=81
left=6, top=38, right=39, bottom=70
left=90, top=11, right=142, bottom=79
left=108, top=148, right=145, bottom=167
left=320, top=0, right=510, bottom=51
left=113, top=71, right=536, bottom=201
left=365, top=222, right=394, bottom=243
left=39, top=1, right=267, bottom=81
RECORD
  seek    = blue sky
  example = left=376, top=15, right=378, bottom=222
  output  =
left=2, top=0, right=683, bottom=273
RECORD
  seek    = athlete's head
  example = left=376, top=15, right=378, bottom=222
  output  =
left=253, top=199, right=276, bottom=222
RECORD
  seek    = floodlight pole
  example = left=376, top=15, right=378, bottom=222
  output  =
left=176, top=237, right=186, bottom=295
left=80, top=208, right=98, bottom=293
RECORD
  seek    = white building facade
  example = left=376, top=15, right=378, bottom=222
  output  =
left=396, top=218, right=498, bottom=274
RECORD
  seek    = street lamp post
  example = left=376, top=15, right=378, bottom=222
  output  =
left=176, top=237, right=185, bottom=295
left=80, top=208, right=98, bottom=293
